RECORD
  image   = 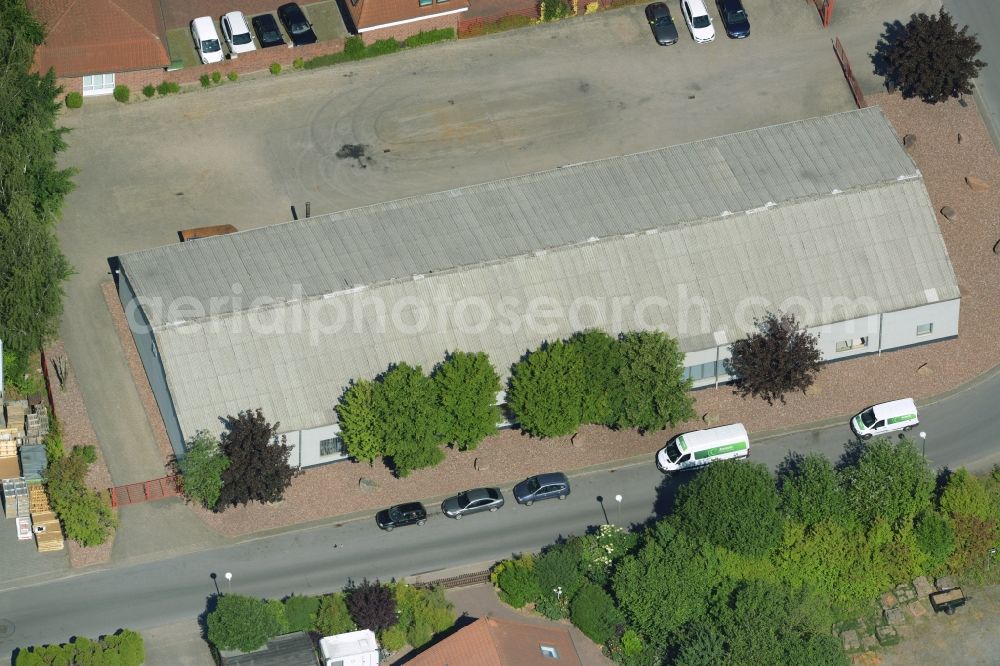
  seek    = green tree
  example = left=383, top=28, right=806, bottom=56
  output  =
left=102, top=630, right=145, bottom=665
left=176, top=430, right=229, bottom=509
left=534, top=539, right=587, bottom=616
left=216, top=409, right=299, bottom=509
left=568, top=330, right=622, bottom=425
left=433, top=351, right=501, bottom=450
left=283, top=594, right=320, bottom=632
left=840, top=438, right=934, bottom=527
left=335, top=379, right=384, bottom=464
left=44, top=451, right=117, bottom=546
left=612, top=331, right=694, bottom=432
left=377, top=363, right=444, bottom=476
left=725, top=312, right=822, bottom=405
left=940, top=468, right=997, bottom=520
left=491, top=555, right=540, bottom=608
left=878, top=9, right=987, bottom=103
left=674, top=461, right=783, bottom=557
left=612, top=521, right=720, bottom=647
left=570, top=583, right=622, bottom=645
left=207, top=594, right=287, bottom=652
left=508, top=340, right=584, bottom=437
left=914, top=509, right=955, bottom=573
left=315, top=593, right=356, bottom=635
left=777, top=452, right=849, bottom=526
left=394, top=584, right=455, bottom=648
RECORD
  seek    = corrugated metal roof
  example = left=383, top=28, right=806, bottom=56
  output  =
left=118, top=108, right=959, bottom=436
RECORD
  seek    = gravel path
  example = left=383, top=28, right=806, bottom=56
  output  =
left=102, top=93, right=1000, bottom=539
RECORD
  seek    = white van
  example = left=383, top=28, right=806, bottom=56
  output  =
left=850, top=398, right=918, bottom=439
left=192, top=16, right=224, bottom=65
left=656, top=423, right=749, bottom=473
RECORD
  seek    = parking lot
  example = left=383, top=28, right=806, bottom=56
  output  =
left=51, top=0, right=930, bottom=557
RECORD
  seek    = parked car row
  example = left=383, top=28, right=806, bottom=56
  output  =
left=375, top=472, right=571, bottom=531
left=645, top=0, right=749, bottom=46
left=190, top=3, right=317, bottom=65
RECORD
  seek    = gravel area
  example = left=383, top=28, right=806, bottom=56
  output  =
left=101, top=93, right=1000, bottom=539
left=42, top=340, right=116, bottom=567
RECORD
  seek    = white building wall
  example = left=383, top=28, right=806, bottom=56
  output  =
left=809, top=314, right=881, bottom=360
left=298, top=422, right=347, bottom=468
left=880, top=299, right=960, bottom=350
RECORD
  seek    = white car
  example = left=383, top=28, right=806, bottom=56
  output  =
left=191, top=16, right=224, bottom=64
left=221, top=11, right=256, bottom=56
left=681, top=0, right=715, bottom=43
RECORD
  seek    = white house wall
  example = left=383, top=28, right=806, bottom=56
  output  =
left=880, top=299, right=960, bottom=350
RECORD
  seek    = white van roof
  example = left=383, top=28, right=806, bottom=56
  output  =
left=675, top=423, right=748, bottom=454
left=872, top=398, right=917, bottom=420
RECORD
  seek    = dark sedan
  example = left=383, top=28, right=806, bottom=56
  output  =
left=441, top=487, right=504, bottom=519
left=717, top=0, right=750, bottom=38
left=277, top=3, right=317, bottom=46
left=513, top=472, right=570, bottom=505
left=252, top=13, right=286, bottom=48
left=375, top=502, right=427, bottom=531
left=644, top=3, right=679, bottom=45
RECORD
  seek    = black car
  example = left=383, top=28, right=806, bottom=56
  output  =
left=375, top=502, right=427, bottom=531
left=644, top=2, right=679, bottom=46
left=716, top=0, right=749, bottom=38
left=277, top=2, right=317, bottom=46
left=252, top=13, right=286, bottom=48
left=441, top=487, right=504, bottom=519
left=513, top=472, right=570, bottom=505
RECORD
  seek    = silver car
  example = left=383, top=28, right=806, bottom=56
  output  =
left=441, top=487, right=504, bottom=519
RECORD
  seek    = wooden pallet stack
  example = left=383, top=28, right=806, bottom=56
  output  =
left=28, top=484, right=63, bottom=552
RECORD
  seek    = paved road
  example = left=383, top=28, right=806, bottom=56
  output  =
left=946, top=1, right=1000, bottom=145
left=3, top=367, right=998, bottom=655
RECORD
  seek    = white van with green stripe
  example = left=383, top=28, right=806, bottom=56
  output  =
left=656, top=423, right=750, bottom=473
left=851, top=398, right=918, bottom=439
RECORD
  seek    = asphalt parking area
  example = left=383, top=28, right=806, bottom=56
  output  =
left=52, top=0, right=923, bottom=524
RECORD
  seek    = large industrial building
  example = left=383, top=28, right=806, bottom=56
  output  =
left=116, top=107, right=960, bottom=468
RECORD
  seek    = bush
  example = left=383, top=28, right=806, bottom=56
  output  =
left=403, top=28, right=456, bottom=48
left=15, top=630, right=145, bottom=666
left=491, top=555, right=540, bottom=607
left=570, top=583, right=622, bottom=644
left=315, top=593, right=355, bottom=635
left=227, top=71, right=238, bottom=81
left=346, top=579, right=397, bottom=632
left=44, top=431, right=65, bottom=464
left=113, top=85, right=130, bottom=103
left=777, top=452, right=849, bottom=527
left=293, top=57, right=305, bottom=70
left=841, top=438, right=934, bottom=527
left=283, top=594, right=320, bottom=632
left=211, top=71, right=222, bottom=84
left=207, top=594, right=287, bottom=652
left=156, top=81, right=180, bottom=95
left=75, top=444, right=97, bottom=464
left=540, top=0, right=572, bottom=21
left=44, top=452, right=117, bottom=546
left=65, top=92, right=83, bottom=108
left=200, top=74, right=211, bottom=87
left=534, top=540, right=587, bottom=609
left=940, top=468, right=997, bottom=520
left=304, top=52, right=349, bottom=69
left=177, top=430, right=230, bottom=509
left=142, top=84, right=156, bottom=97
left=269, top=62, right=282, bottom=75
left=508, top=340, right=585, bottom=437
left=344, top=35, right=366, bottom=59
left=367, top=38, right=401, bottom=57
left=914, top=510, right=955, bottom=572
left=394, top=584, right=455, bottom=648
left=379, top=625, right=407, bottom=652
left=580, top=523, right=638, bottom=585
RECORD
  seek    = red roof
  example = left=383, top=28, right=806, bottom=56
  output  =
left=347, top=0, right=469, bottom=31
left=408, top=616, right=583, bottom=666
left=29, top=0, right=170, bottom=77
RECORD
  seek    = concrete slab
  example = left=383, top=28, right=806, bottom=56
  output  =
left=110, top=500, right=227, bottom=568
left=142, top=618, right=215, bottom=666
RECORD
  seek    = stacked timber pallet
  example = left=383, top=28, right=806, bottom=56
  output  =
left=28, top=485, right=62, bottom=552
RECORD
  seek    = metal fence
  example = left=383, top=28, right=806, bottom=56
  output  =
left=833, top=37, right=867, bottom=109
left=109, top=475, right=182, bottom=508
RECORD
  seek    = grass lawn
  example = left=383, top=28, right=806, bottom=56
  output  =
left=305, top=1, right=349, bottom=41
left=166, top=28, right=201, bottom=69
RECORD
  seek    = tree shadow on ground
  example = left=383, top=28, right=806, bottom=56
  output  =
left=871, top=20, right=908, bottom=92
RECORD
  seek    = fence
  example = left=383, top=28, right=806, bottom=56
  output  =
left=109, top=475, right=182, bottom=508
left=833, top=37, right=866, bottom=109
left=812, top=0, right=834, bottom=27
left=414, top=569, right=492, bottom=589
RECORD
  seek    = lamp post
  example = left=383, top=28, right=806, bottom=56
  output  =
left=553, top=586, right=563, bottom=603
left=224, top=571, right=232, bottom=595
left=919, top=431, right=927, bottom=459
left=614, top=494, right=622, bottom=524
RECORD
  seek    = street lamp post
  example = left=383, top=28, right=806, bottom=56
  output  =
left=919, top=431, right=927, bottom=459
left=224, top=571, right=232, bottom=595
left=614, top=494, right=622, bottom=524
left=553, top=586, right=563, bottom=603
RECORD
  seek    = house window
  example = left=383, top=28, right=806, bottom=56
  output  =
left=916, top=323, right=934, bottom=336
left=419, top=0, right=432, bottom=5
left=682, top=360, right=717, bottom=382
left=835, top=337, right=868, bottom=352
left=540, top=645, right=559, bottom=659
left=82, top=73, right=115, bottom=96
left=319, top=437, right=344, bottom=457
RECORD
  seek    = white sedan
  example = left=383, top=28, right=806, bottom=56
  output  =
left=221, top=11, right=256, bottom=56
left=681, top=0, right=715, bottom=43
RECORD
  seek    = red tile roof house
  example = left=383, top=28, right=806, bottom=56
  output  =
left=344, top=0, right=469, bottom=45
left=28, top=0, right=170, bottom=97
left=407, top=616, right=585, bottom=666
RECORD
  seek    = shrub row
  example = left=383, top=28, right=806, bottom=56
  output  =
left=206, top=581, right=454, bottom=654
left=44, top=442, right=117, bottom=547
left=304, top=29, right=455, bottom=70
left=14, top=629, right=144, bottom=665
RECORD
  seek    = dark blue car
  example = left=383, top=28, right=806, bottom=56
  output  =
left=717, top=0, right=750, bottom=38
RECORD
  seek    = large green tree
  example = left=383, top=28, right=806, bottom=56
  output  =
left=777, top=452, right=850, bottom=527
left=376, top=363, right=444, bottom=476
left=207, top=594, right=288, bottom=652
left=674, top=461, right=783, bottom=557
left=613, top=330, right=693, bottom=432
left=508, top=340, right=585, bottom=437
left=335, top=379, right=384, bottom=465
left=176, top=430, right=230, bottom=509
left=215, top=409, right=298, bottom=509
left=433, top=351, right=501, bottom=450
left=567, top=329, right=622, bottom=426
left=840, top=437, right=933, bottom=528
left=0, top=0, right=75, bottom=370
left=44, top=447, right=117, bottom=546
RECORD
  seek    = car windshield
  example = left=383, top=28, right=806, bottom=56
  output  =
left=202, top=39, right=221, bottom=53
left=291, top=21, right=310, bottom=34
left=692, top=15, right=710, bottom=28
left=727, top=9, right=746, bottom=22
left=456, top=492, right=471, bottom=508
left=860, top=408, right=877, bottom=428
left=524, top=477, right=540, bottom=493
left=264, top=30, right=280, bottom=40
left=233, top=32, right=252, bottom=45
left=655, top=15, right=673, bottom=26
left=388, top=506, right=403, bottom=520
left=664, top=441, right=682, bottom=463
